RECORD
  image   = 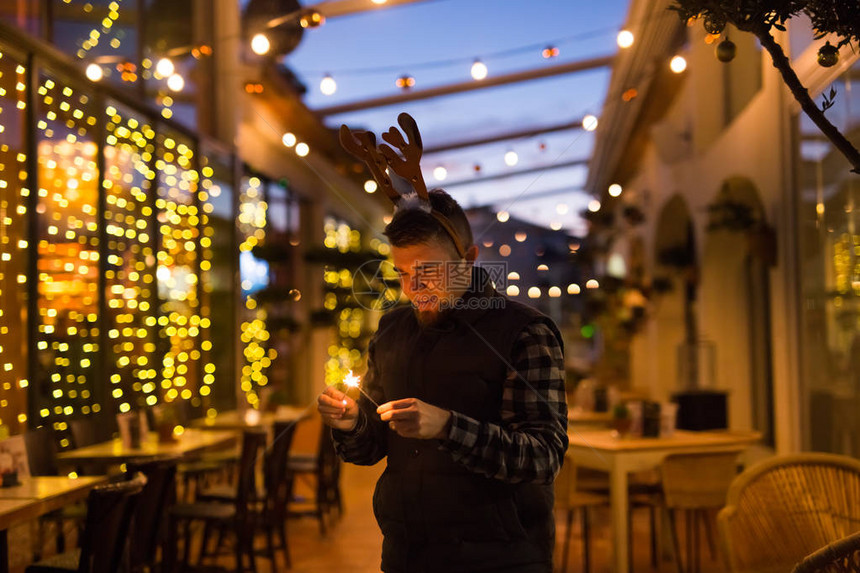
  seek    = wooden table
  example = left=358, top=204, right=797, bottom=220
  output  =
left=0, top=476, right=107, bottom=573
left=569, top=409, right=612, bottom=428
left=191, top=407, right=308, bottom=431
left=568, top=429, right=761, bottom=573
left=56, top=429, right=236, bottom=465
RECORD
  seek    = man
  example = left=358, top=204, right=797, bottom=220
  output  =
left=317, top=188, right=568, bottom=573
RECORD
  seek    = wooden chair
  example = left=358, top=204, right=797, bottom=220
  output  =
left=126, top=457, right=179, bottom=573
left=660, top=449, right=743, bottom=573
left=718, top=453, right=860, bottom=573
left=166, top=429, right=267, bottom=573
left=790, top=530, right=860, bottom=573
left=554, top=453, right=609, bottom=573
left=26, top=474, right=148, bottom=573
left=287, top=423, right=342, bottom=535
left=197, top=421, right=300, bottom=568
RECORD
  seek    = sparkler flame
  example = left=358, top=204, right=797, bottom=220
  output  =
left=344, top=370, right=361, bottom=388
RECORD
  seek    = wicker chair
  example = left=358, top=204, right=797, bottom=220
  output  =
left=790, top=530, right=860, bottom=573
left=718, top=453, right=860, bottom=573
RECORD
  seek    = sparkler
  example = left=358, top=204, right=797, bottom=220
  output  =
left=342, top=370, right=380, bottom=409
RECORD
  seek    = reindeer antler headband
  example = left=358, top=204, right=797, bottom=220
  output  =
left=339, top=113, right=467, bottom=258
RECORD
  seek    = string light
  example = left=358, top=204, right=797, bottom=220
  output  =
left=251, top=33, right=271, bottom=55
left=166, top=73, right=185, bottom=92
left=433, top=166, right=447, bottom=181
left=588, top=199, right=602, bottom=212
left=608, top=183, right=623, bottom=197
left=567, top=283, right=581, bottom=294
left=470, top=59, right=488, bottom=81
left=670, top=55, right=687, bottom=73
left=364, top=180, right=377, bottom=193
left=506, top=285, right=520, bottom=296
left=155, top=58, right=174, bottom=78
left=295, top=142, right=310, bottom=157
left=395, top=75, right=415, bottom=90
left=582, top=114, right=599, bottom=132
left=586, top=279, right=600, bottom=289
left=617, top=29, right=635, bottom=48
left=299, top=10, right=325, bottom=28
left=550, top=221, right=562, bottom=231
left=320, top=73, right=337, bottom=95
left=528, top=287, right=541, bottom=299
left=541, top=46, right=560, bottom=58
left=85, top=63, right=103, bottom=82
left=496, top=210, right=510, bottom=222
left=281, top=132, right=296, bottom=147
left=504, top=150, right=519, bottom=166
left=548, top=286, right=562, bottom=297
left=507, top=272, right=521, bottom=280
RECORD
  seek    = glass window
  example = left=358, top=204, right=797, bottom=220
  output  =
left=33, top=71, right=101, bottom=432
left=199, top=147, right=236, bottom=412
left=0, top=0, right=42, bottom=38
left=797, top=60, right=860, bottom=456
left=0, top=47, right=31, bottom=436
left=155, top=127, right=202, bottom=411
left=103, top=101, right=157, bottom=413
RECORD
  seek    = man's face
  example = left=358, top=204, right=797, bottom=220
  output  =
left=391, top=241, right=467, bottom=326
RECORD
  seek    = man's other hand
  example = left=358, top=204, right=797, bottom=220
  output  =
left=377, top=398, right=452, bottom=440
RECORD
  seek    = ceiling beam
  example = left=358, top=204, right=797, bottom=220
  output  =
left=423, top=118, right=585, bottom=155
left=315, top=54, right=615, bottom=117
left=438, top=158, right=588, bottom=189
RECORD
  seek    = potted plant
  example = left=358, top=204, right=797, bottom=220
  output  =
left=611, top=403, right=632, bottom=436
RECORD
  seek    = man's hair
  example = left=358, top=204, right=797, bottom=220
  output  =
left=383, top=189, right=474, bottom=255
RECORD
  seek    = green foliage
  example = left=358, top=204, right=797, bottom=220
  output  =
left=671, top=0, right=860, bottom=47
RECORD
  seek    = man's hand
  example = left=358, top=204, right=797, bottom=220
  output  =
left=377, top=398, right=452, bottom=440
left=317, top=386, right=360, bottom=432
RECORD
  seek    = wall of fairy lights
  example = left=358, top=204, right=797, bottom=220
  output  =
left=0, top=43, right=241, bottom=438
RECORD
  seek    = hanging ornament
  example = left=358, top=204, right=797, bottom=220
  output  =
left=703, top=13, right=726, bottom=35
left=817, top=42, right=839, bottom=68
left=716, top=39, right=736, bottom=63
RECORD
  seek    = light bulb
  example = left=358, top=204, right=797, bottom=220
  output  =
left=85, top=63, right=103, bottom=82
left=433, top=166, right=447, bottom=181
left=471, top=59, right=488, bottom=80
left=281, top=132, right=296, bottom=147
left=167, top=73, right=184, bottom=92
left=670, top=55, right=687, bottom=73
left=582, top=114, right=599, bottom=132
left=504, top=150, right=518, bottom=167
left=617, top=30, right=635, bottom=49
left=320, top=74, right=337, bottom=95
left=528, top=287, right=541, bottom=299
left=295, top=142, right=309, bottom=157
left=588, top=199, right=601, bottom=212
left=608, top=183, right=623, bottom=197
left=364, top=180, right=377, bottom=193
left=251, top=33, right=270, bottom=55
left=496, top=210, right=510, bottom=223
left=156, top=57, right=174, bottom=77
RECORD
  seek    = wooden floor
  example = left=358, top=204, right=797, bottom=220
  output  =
left=241, top=461, right=728, bottom=573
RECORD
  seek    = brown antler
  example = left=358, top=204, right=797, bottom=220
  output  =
left=339, top=125, right=401, bottom=204
left=379, top=113, right=428, bottom=200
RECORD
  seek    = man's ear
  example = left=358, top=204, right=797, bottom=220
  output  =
left=464, top=244, right=479, bottom=264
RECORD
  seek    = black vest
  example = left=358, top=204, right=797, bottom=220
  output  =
left=370, top=274, right=564, bottom=573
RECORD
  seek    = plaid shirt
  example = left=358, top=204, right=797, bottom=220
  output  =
left=332, top=321, right=568, bottom=485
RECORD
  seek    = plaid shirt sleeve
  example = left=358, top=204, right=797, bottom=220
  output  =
left=439, top=321, right=568, bottom=485
left=330, top=335, right=389, bottom=466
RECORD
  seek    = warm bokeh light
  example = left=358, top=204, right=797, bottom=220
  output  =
left=364, top=180, right=377, bottom=193
left=295, top=142, right=310, bottom=157
left=433, top=166, right=447, bottom=181
left=504, top=150, right=519, bottom=166
left=567, top=283, right=581, bottom=295
left=670, top=55, right=688, bottom=73
left=609, top=183, right=623, bottom=197
left=617, top=29, right=635, bottom=48
left=251, top=33, right=270, bottom=55
left=155, top=57, right=174, bottom=77
left=85, top=63, right=103, bottom=81
left=167, top=73, right=184, bottom=92
left=281, top=132, right=296, bottom=147
left=471, top=59, right=488, bottom=80
left=582, top=114, right=599, bottom=132
left=496, top=210, right=510, bottom=222
left=320, top=74, right=337, bottom=95
left=588, top=199, right=602, bottom=212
